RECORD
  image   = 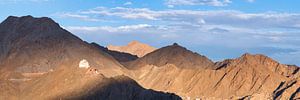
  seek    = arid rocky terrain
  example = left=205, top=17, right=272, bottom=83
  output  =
left=0, top=16, right=299, bottom=100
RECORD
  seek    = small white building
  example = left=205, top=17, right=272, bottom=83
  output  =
left=79, top=59, right=90, bottom=69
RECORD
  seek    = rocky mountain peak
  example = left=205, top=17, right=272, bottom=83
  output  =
left=107, top=41, right=156, bottom=57
left=126, top=43, right=214, bottom=69
left=0, top=15, right=83, bottom=42
left=237, top=53, right=278, bottom=65
left=223, top=53, right=300, bottom=78
left=172, top=43, right=179, bottom=46
left=2, top=15, right=58, bottom=27
left=0, top=16, right=123, bottom=76
left=127, top=40, right=141, bottom=46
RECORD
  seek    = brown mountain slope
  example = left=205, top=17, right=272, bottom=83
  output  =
left=125, top=43, right=215, bottom=69
left=0, top=16, right=181, bottom=100
left=18, top=62, right=181, bottom=100
left=0, top=16, right=122, bottom=77
left=0, top=15, right=125, bottom=78
left=125, top=44, right=300, bottom=100
left=0, top=15, right=122, bottom=99
left=107, top=40, right=156, bottom=57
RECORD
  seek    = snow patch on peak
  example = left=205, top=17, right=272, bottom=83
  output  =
left=79, top=59, right=90, bottom=69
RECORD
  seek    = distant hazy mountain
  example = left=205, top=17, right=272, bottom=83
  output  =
left=0, top=16, right=181, bottom=100
left=107, top=41, right=156, bottom=57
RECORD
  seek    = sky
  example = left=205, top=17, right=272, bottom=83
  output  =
left=0, top=0, right=300, bottom=65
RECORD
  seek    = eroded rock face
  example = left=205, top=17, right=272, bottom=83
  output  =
left=79, top=59, right=90, bottom=69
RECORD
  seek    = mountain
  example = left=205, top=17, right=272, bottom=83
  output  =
left=1, top=15, right=299, bottom=100
left=107, top=40, right=156, bottom=57
left=0, top=15, right=124, bottom=78
left=125, top=44, right=300, bottom=99
left=91, top=42, right=138, bottom=62
left=125, top=43, right=214, bottom=69
left=0, top=16, right=181, bottom=100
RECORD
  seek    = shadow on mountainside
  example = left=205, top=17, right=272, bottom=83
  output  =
left=91, top=42, right=138, bottom=62
left=65, top=76, right=182, bottom=100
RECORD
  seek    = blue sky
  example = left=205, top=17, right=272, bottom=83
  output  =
left=1, top=0, right=300, bottom=65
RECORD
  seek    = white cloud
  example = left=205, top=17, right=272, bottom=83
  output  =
left=123, top=2, right=132, bottom=5
left=70, top=7, right=300, bottom=30
left=118, top=24, right=152, bottom=31
left=65, top=24, right=153, bottom=33
left=59, top=7, right=300, bottom=46
left=167, top=5, right=174, bottom=8
left=81, top=7, right=159, bottom=20
left=165, top=0, right=232, bottom=6
left=57, top=7, right=300, bottom=65
left=57, top=13, right=103, bottom=22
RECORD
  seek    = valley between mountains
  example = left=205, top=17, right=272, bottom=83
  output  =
left=0, top=16, right=299, bottom=100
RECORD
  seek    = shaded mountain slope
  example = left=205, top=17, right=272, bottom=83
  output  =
left=125, top=44, right=300, bottom=99
left=107, top=40, right=156, bottom=57
left=18, top=63, right=181, bottom=100
left=91, top=42, right=138, bottom=62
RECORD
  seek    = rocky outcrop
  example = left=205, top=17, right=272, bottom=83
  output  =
left=107, top=40, right=156, bottom=57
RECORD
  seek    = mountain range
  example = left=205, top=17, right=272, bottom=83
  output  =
left=0, top=16, right=299, bottom=100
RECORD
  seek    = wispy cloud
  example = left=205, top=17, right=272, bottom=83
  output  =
left=65, top=24, right=153, bottom=33
left=57, top=13, right=103, bottom=22
left=81, top=7, right=159, bottom=20
left=123, top=2, right=132, bottom=6
left=165, top=0, right=232, bottom=7
left=57, top=6, right=300, bottom=65
left=67, top=7, right=300, bottom=30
